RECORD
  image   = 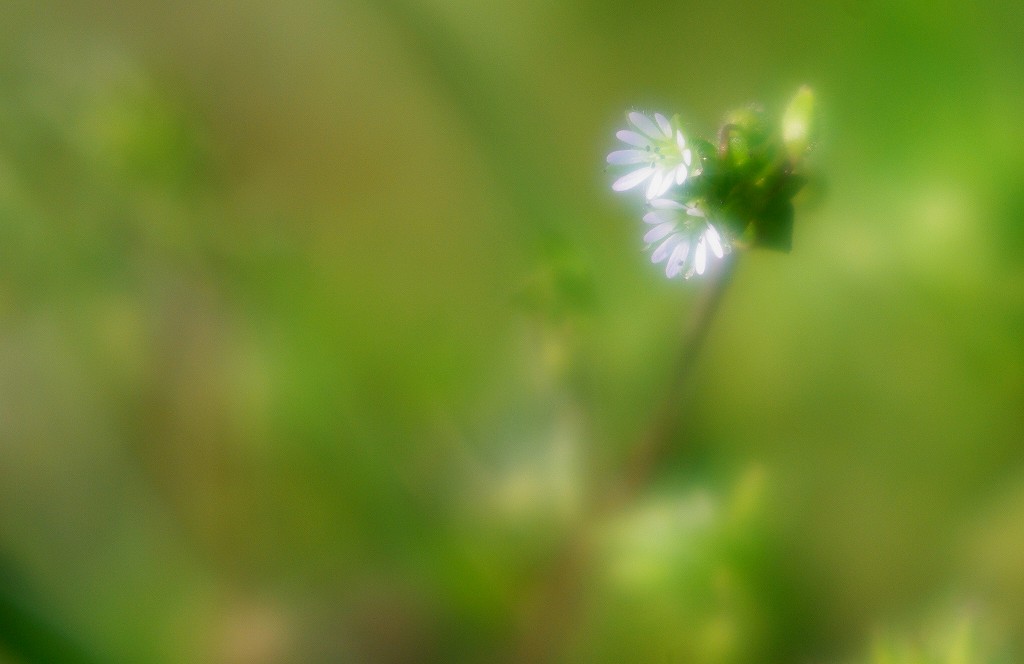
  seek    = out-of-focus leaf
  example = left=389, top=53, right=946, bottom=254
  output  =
left=753, top=199, right=794, bottom=252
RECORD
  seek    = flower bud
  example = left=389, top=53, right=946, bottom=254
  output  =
left=782, top=86, right=815, bottom=161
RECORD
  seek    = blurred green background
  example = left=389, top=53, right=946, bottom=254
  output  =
left=1, top=0, right=1023, bottom=662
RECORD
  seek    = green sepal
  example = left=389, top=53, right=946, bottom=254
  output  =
left=689, top=138, right=716, bottom=164
left=777, top=173, right=808, bottom=199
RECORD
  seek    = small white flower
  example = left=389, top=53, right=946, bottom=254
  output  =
left=642, top=199, right=729, bottom=279
left=608, top=112, right=693, bottom=200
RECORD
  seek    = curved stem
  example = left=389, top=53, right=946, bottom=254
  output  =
left=513, top=256, right=740, bottom=662
left=609, top=253, right=739, bottom=508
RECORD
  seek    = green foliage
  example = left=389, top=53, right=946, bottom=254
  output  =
left=861, top=611, right=1007, bottom=664
left=572, top=468, right=773, bottom=664
left=680, top=87, right=816, bottom=253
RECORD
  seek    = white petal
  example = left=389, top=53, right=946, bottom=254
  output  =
left=643, top=222, right=675, bottom=244
left=676, top=131, right=686, bottom=151
left=645, top=170, right=665, bottom=199
left=686, top=205, right=705, bottom=217
left=616, top=130, right=651, bottom=148
left=651, top=233, right=682, bottom=263
left=607, top=150, right=650, bottom=165
left=654, top=113, right=673, bottom=137
left=629, top=112, right=664, bottom=139
left=650, top=170, right=673, bottom=199
left=675, top=164, right=688, bottom=185
left=643, top=211, right=676, bottom=225
left=684, top=148, right=692, bottom=166
left=666, top=240, right=690, bottom=278
left=649, top=199, right=684, bottom=209
left=612, top=166, right=654, bottom=191
left=705, top=224, right=725, bottom=258
left=694, top=239, right=707, bottom=275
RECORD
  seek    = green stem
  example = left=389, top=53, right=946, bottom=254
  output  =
left=513, top=255, right=740, bottom=662
left=610, top=253, right=740, bottom=508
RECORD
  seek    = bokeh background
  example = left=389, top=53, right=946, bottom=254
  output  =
left=1, top=0, right=1023, bottom=662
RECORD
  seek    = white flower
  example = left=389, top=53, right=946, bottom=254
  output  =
left=642, top=199, right=729, bottom=279
left=608, top=112, right=693, bottom=200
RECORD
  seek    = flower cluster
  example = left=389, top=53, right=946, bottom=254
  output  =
left=607, top=111, right=728, bottom=279
left=606, top=89, right=816, bottom=280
